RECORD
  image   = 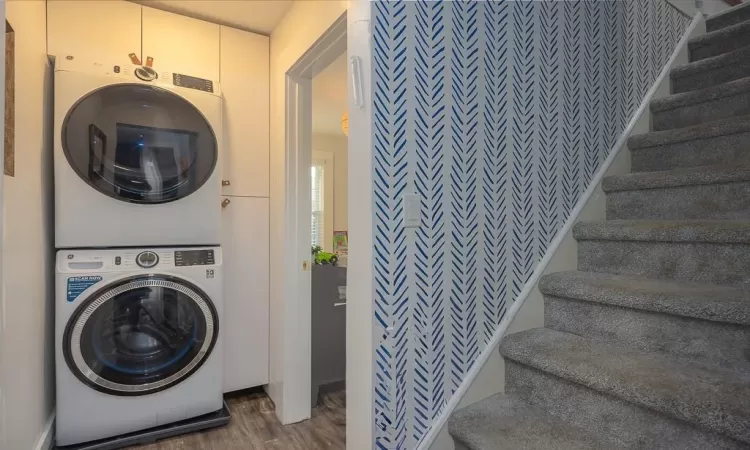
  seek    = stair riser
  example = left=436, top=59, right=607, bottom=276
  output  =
left=544, top=296, right=750, bottom=372
left=505, top=361, right=745, bottom=450
left=578, top=240, right=750, bottom=285
left=630, top=131, right=750, bottom=172
left=672, top=58, right=750, bottom=93
left=707, top=9, right=750, bottom=32
left=652, top=90, right=750, bottom=131
left=606, top=181, right=750, bottom=220
left=690, top=34, right=750, bottom=61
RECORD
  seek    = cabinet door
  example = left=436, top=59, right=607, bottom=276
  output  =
left=142, top=7, right=220, bottom=80
left=220, top=27, right=270, bottom=197
left=221, top=196, right=270, bottom=392
left=47, top=1, right=141, bottom=63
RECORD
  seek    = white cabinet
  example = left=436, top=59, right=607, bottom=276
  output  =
left=142, top=7, right=220, bottom=80
left=219, top=27, right=270, bottom=197
left=221, top=196, right=269, bottom=392
left=47, top=1, right=142, bottom=63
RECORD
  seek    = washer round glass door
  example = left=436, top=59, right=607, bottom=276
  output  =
left=63, top=275, right=219, bottom=396
left=62, top=84, right=217, bottom=204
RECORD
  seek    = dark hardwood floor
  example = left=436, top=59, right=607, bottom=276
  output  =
left=125, top=390, right=346, bottom=450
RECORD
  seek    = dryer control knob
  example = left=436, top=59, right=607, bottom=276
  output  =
left=136, top=251, right=159, bottom=268
left=135, top=66, right=158, bottom=82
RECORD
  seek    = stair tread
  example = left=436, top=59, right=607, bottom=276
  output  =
left=671, top=43, right=750, bottom=79
left=602, top=164, right=750, bottom=192
left=651, top=76, right=750, bottom=112
left=448, top=393, right=617, bottom=450
left=540, top=270, right=750, bottom=326
left=628, top=114, right=750, bottom=150
left=689, top=18, right=750, bottom=51
left=707, top=2, right=750, bottom=32
left=573, top=219, right=750, bottom=243
left=499, top=328, right=750, bottom=443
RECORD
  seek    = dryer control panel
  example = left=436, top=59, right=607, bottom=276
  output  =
left=53, top=58, right=222, bottom=96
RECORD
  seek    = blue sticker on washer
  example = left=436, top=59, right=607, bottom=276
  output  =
left=67, top=276, right=103, bottom=302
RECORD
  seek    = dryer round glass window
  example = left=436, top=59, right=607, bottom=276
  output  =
left=62, top=84, right=217, bottom=204
left=63, top=275, right=219, bottom=396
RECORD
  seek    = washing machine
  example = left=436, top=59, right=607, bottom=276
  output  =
left=55, top=246, right=223, bottom=446
left=54, top=58, right=222, bottom=248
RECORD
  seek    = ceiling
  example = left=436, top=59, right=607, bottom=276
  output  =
left=130, top=0, right=294, bottom=35
left=312, top=54, right=347, bottom=136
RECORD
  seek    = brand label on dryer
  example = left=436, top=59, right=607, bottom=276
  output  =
left=67, top=276, right=103, bottom=302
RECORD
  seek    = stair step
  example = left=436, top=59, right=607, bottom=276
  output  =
left=628, top=115, right=750, bottom=172
left=448, top=394, right=617, bottom=450
left=689, top=19, right=750, bottom=61
left=573, top=220, right=750, bottom=285
left=670, top=44, right=750, bottom=93
left=501, top=328, right=750, bottom=447
left=651, top=76, right=750, bottom=131
left=707, top=2, right=750, bottom=32
left=602, top=165, right=750, bottom=220
left=541, top=271, right=750, bottom=371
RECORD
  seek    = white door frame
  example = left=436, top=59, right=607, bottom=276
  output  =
left=282, top=11, right=347, bottom=423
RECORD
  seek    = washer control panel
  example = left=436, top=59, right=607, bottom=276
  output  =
left=57, top=248, right=221, bottom=272
left=136, top=251, right=159, bottom=268
left=174, top=249, right=215, bottom=266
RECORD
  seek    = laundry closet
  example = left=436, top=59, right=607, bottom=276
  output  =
left=47, top=1, right=270, bottom=447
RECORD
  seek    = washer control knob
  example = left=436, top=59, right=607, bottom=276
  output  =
left=136, top=251, right=159, bottom=268
left=135, top=66, right=158, bottom=81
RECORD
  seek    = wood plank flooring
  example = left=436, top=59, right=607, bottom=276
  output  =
left=124, top=390, right=345, bottom=450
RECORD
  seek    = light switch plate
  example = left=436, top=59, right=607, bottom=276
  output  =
left=403, top=193, right=421, bottom=228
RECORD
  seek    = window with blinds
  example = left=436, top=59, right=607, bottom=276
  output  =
left=311, top=164, right=325, bottom=248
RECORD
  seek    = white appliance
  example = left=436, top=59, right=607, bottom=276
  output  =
left=54, top=58, right=223, bottom=248
left=55, top=247, right=223, bottom=446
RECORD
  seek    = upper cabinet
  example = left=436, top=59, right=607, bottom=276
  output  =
left=47, top=1, right=142, bottom=63
left=220, top=26, right=270, bottom=197
left=142, top=7, right=220, bottom=81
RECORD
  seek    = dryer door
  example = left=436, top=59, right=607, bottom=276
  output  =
left=62, top=83, right=217, bottom=204
left=63, top=275, right=219, bottom=396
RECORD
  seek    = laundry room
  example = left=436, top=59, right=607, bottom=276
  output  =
left=0, top=1, right=352, bottom=449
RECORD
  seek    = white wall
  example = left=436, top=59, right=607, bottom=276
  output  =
left=667, top=0, right=730, bottom=17
left=313, top=133, right=348, bottom=234
left=268, top=0, right=346, bottom=425
left=1, top=1, right=55, bottom=449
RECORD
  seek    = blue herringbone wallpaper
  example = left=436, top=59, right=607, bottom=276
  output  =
left=371, top=1, right=689, bottom=448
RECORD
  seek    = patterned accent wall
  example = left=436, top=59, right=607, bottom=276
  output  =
left=371, top=1, right=690, bottom=448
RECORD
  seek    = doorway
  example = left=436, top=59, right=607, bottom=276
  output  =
left=310, top=52, right=348, bottom=409
left=281, top=9, right=347, bottom=427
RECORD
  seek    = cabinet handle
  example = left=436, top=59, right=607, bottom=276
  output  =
left=334, top=302, right=347, bottom=307
left=222, top=180, right=231, bottom=186
left=221, top=198, right=231, bottom=208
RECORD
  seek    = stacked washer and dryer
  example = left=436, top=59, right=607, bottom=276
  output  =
left=54, top=59, right=226, bottom=447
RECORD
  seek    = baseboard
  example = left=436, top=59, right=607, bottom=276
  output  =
left=33, top=413, right=55, bottom=450
left=417, top=11, right=704, bottom=450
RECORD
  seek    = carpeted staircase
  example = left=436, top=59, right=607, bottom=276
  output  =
left=448, top=5, right=750, bottom=449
